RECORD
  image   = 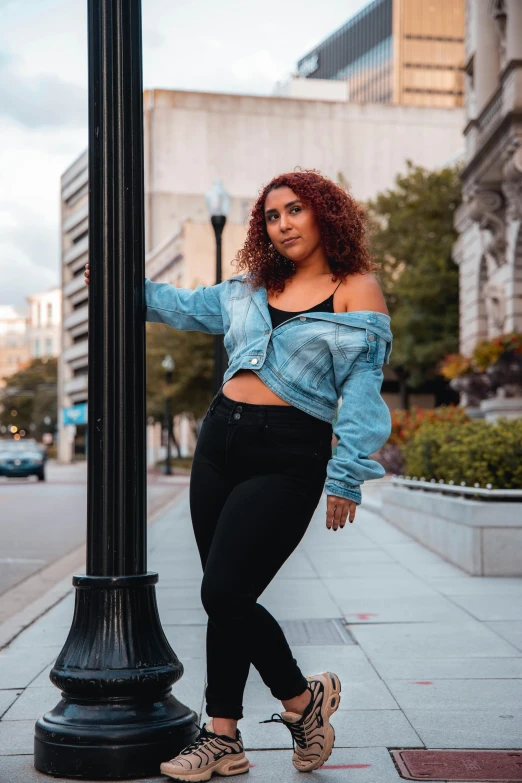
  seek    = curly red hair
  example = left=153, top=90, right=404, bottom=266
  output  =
left=233, top=169, right=377, bottom=294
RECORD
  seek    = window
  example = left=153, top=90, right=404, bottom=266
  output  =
left=73, top=230, right=88, bottom=245
left=47, top=303, right=53, bottom=325
left=45, top=339, right=53, bottom=356
left=36, top=303, right=41, bottom=327
left=34, top=339, right=41, bottom=357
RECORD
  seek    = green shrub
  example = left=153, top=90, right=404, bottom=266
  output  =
left=403, top=417, right=522, bottom=490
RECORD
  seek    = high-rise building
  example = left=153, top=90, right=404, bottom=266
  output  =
left=296, top=0, right=465, bottom=107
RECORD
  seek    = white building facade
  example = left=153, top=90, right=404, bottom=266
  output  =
left=453, top=0, right=522, bottom=354
left=27, top=288, right=61, bottom=359
left=59, top=87, right=464, bottom=461
left=0, top=306, right=29, bottom=388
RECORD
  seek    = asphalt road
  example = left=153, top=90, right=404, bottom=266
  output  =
left=0, top=460, right=188, bottom=598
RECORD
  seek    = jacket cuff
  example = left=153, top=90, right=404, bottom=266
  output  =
left=324, top=481, right=362, bottom=506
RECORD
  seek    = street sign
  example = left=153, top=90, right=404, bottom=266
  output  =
left=63, top=403, right=88, bottom=426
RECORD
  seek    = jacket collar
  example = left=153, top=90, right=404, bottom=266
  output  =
left=247, top=281, right=392, bottom=343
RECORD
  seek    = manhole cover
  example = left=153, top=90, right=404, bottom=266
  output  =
left=391, top=750, right=522, bottom=781
left=279, top=619, right=355, bottom=645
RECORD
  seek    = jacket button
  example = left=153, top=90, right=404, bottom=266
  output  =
left=368, top=335, right=375, bottom=341
left=250, top=358, right=258, bottom=365
left=299, top=316, right=307, bottom=322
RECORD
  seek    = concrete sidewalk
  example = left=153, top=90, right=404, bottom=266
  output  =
left=1, top=485, right=522, bottom=782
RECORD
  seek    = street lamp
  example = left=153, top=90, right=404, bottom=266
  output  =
left=161, top=354, right=175, bottom=475
left=205, top=179, right=230, bottom=395
left=34, top=1, right=197, bottom=778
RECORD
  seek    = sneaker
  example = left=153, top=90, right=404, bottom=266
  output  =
left=260, top=671, right=341, bottom=772
left=160, top=720, right=250, bottom=781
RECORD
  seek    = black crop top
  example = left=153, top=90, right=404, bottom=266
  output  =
left=267, top=280, right=342, bottom=329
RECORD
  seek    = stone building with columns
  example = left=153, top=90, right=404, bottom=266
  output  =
left=453, top=0, right=522, bottom=355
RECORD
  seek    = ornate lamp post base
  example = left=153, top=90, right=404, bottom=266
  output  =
left=34, top=574, right=198, bottom=779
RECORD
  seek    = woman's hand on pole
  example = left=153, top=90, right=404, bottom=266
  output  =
left=326, top=495, right=356, bottom=531
left=84, top=263, right=90, bottom=286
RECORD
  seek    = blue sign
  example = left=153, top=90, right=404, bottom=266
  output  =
left=63, top=403, right=88, bottom=426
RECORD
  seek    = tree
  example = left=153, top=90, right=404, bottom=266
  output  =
left=146, top=323, right=214, bottom=445
left=367, top=161, right=461, bottom=409
left=0, top=358, right=57, bottom=439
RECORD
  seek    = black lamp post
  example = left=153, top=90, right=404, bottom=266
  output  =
left=34, top=1, right=197, bottom=778
left=205, top=179, right=230, bottom=396
left=162, top=354, right=175, bottom=476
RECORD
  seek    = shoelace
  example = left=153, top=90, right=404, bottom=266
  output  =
left=179, top=724, right=214, bottom=755
left=259, top=713, right=308, bottom=750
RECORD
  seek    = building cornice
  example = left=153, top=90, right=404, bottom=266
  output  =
left=461, top=111, right=522, bottom=183
left=499, top=58, right=522, bottom=82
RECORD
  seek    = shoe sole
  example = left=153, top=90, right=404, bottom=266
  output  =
left=294, top=671, right=342, bottom=773
left=160, top=754, right=250, bottom=781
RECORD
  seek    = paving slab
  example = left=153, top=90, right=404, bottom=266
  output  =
left=377, top=541, right=459, bottom=565
left=240, top=663, right=397, bottom=713
left=4, top=621, right=70, bottom=650
left=427, top=577, right=522, bottom=596
left=157, top=608, right=207, bottom=625
left=384, top=678, right=522, bottom=711
left=0, top=690, right=21, bottom=719
left=154, top=577, right=202, bottom=588
left=305, top=549, right=396, bottom=568
left=2, top=481, right=522, bottom=781
left=340, top=594, right=472, bottom=624
left=0, top=747, right=448, bottom=783
left=353, top=519, right=415, bottom=546
left=0, top=719, right=35, bottom=754
left=0, top=647, right=62, bottom=690
left=162, top=624, right=207, bottom=659
left=293, top=645, right=388, bottom=683
left=225, top=708, right=424, bottom=750
left=260, top=578, right=341, bottom=620
left=26, top=666, right=53, bottom=688
left=244, top=746, right=435, bottom=783
left=155, top=584, right=205, bottom=609
left=448, top=593, right=522, bottom=621
left=170, top=657, right=206, bottom=719
left=2, top=685, right=57, bottom=721
left=368, top=656, right=522, bottom=680
left=149, top=559, right=204, bottom=580
left=276, top=550, right=318, bottom=579
left=324, top=576, right=440, bottom=601
left=310, top=560, right=415, bottom=581
left=396, top=561, right=470, bottom=580
left=403, top=708, right=522, bottom=749
left=485, top=620, right=522, bottom=652
left=349, top=620, right=521, bottom=660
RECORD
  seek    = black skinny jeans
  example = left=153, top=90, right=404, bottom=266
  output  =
left=189, top=390, right=333, bottom=720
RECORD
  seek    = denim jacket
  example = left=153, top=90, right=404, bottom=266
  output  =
left=145, top=274, right=393, bottom=505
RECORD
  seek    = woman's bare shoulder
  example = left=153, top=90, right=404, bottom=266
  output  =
left=338, top=273, right=389, bottom=315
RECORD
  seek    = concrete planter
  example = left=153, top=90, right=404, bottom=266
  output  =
left=479, top=395, right=522, bottom=421
left=380, top=485, right=522, bottom=576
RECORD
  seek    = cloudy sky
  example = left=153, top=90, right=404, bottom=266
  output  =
left=0, top=0, right=369, bottom=310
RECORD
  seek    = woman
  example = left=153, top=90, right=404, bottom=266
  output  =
left=85, top=169, right=392, bottom=781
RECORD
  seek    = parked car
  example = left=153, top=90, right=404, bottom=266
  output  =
left=0, top=439, right=46, bottom=481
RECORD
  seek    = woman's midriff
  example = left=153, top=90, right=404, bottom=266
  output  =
left=222, top=370, right=292, bottom=405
